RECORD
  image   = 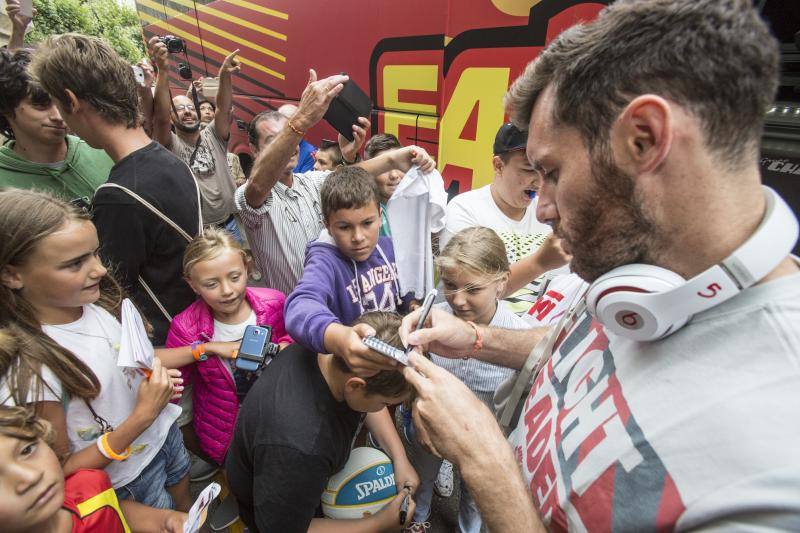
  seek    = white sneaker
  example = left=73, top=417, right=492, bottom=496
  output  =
left=434, top=460, right=454, bottom=498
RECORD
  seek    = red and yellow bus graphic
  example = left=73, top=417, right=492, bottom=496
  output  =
left=137, top=0, right=606, bottom=194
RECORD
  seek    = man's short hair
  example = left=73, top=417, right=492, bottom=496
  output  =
left=31, top=34, right=141, bottom=128
left=504, top=0, right=780, bottom=169
left=364, top=133, right=402, bottom=160
left=318, top=139, right=343, bottom=166
left=320, top=166, right=382, bottom=221
left=247, top=110, right=285, bottom=146
left=0, top=49, right=51, bottom=138
left=332, top=312, right=414, bottom=398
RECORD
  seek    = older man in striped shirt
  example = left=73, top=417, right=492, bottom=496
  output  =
left=235, top=70, right=435, bottom=297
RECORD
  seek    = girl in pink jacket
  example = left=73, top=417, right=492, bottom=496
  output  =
left=162, top=228, right=291, bottom=465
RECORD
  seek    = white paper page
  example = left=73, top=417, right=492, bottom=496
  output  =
left=118, top=299, right=155, bottom=371
left=183, top=482, right=221, bottom=533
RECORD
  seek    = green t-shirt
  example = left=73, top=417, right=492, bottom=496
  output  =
left=0, top=135, right=113, bottom=202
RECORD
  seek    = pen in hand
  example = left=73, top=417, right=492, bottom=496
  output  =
left=399, top=486, right=411, bottom=525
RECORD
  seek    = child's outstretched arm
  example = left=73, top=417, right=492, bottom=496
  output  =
left=284, top=251, right=340, bottom=353
left=155, top=343, right=239, bottom=368
left=38, top=357, right=177, bottom=477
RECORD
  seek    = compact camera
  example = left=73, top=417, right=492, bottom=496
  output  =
left=236, top=325, right=280, bottom=372
left=158, top=35, right=186, bottom=54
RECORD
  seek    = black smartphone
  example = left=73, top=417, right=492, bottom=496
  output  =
left=323, top=75, right=372, bottom=142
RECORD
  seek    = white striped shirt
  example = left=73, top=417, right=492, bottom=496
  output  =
left=431, top=301, right=531, bottom=407
left=234, top=171, right=330, bottom=295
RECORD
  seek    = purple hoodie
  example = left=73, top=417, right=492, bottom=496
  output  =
left=285, top=231, right=410, bottom=353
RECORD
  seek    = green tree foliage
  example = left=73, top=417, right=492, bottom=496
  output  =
left=25, top=0, right=145, bottom=63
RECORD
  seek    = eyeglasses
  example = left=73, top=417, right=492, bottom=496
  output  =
left=174, top=104, right=196, bottom=111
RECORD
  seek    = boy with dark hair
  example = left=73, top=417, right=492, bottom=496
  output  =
left=31, top=33, right=201, bottom=345
left=285, top=167, right=412, bottom=356
left=225, top=311, right=419, bottom=533
left=313, top=139, right=344, bottom=171
left=363, top=133, right=404, bottom=237
left=0, top=48, right=113, bottom=203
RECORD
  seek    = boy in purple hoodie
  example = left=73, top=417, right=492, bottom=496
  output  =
left=285, top=166, right=413, bottom=355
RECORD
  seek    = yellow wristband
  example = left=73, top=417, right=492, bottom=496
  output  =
left=97, top=433, right=131, bottom=461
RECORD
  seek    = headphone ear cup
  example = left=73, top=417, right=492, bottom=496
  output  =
left=586, top=264, right=687, bottom=341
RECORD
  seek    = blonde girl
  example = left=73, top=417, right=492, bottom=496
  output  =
left=164, top=227, right=291, bottom=466
left=0, top=188, right=190, bottom=510
left=404, top=226, right=531, bottom=533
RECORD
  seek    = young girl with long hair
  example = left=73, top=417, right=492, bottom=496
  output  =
left=162, top=227, right=291, bottom=466
left=403, top=226, right=531, bottom=533
left=0, top=188, right=190, bottom=511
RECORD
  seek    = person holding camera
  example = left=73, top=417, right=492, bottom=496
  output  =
left=150, top=37, right=240, bottom=230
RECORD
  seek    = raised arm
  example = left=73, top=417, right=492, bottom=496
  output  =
left=136, top=61, right=156, bottom=138
left=244, top=69, right=348, bottom=208
left=5, top=0, right=33, bottom=51
left=357, top=144, right=436, bottom=178
left=213, top=49, right=240, bottom=140
left=148, top=36, right=174, bottom=148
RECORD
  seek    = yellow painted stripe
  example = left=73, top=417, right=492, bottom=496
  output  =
left=139, top=0, right=285, bottom=62
left=139, top=12, right=285, bottom=80
left=75, top=488, right=131, bottom=533
left=219, top=0, right=288, bottom=20
left=167, top=0, right=286, bottom=42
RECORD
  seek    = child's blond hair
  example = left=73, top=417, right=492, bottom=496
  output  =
left=436, top=227, right=510, bottom=284
left=183, top=227, right=249, bottom=278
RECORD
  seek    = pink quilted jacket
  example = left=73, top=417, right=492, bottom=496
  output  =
left=165, top=287, right=292, bottom=464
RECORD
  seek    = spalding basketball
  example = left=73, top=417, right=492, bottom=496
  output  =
left=321, top=447, right=397, bottom=519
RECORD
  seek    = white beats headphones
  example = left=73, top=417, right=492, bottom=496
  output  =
left=586, top=186, right=799, bottom=341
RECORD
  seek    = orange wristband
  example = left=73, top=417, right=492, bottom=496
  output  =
left=97, top=433, right=131, bottom=461
left=465, top=321, right=483, bottom=353
left=191, top=343, right=207, bottom=361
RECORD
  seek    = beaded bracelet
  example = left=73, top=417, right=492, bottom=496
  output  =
left=287, top=120, right=305, bottom=137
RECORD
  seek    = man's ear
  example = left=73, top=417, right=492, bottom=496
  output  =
left=612, top=94, right=673, bottom=174
left=492, top=155, right=504, bottom=177
left=0, top=266, right=23, bottom=291
left=344, top=377, right=367, bottom=394
left=62, top=89, right=80, bottom=115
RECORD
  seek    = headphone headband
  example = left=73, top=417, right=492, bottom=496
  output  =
left=586, top=186, right=799, bottom=341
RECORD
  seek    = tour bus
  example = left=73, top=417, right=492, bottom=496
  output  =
left=136, top=0, right=799, bottom=251
left=135, top=0, right=609, bottom=195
